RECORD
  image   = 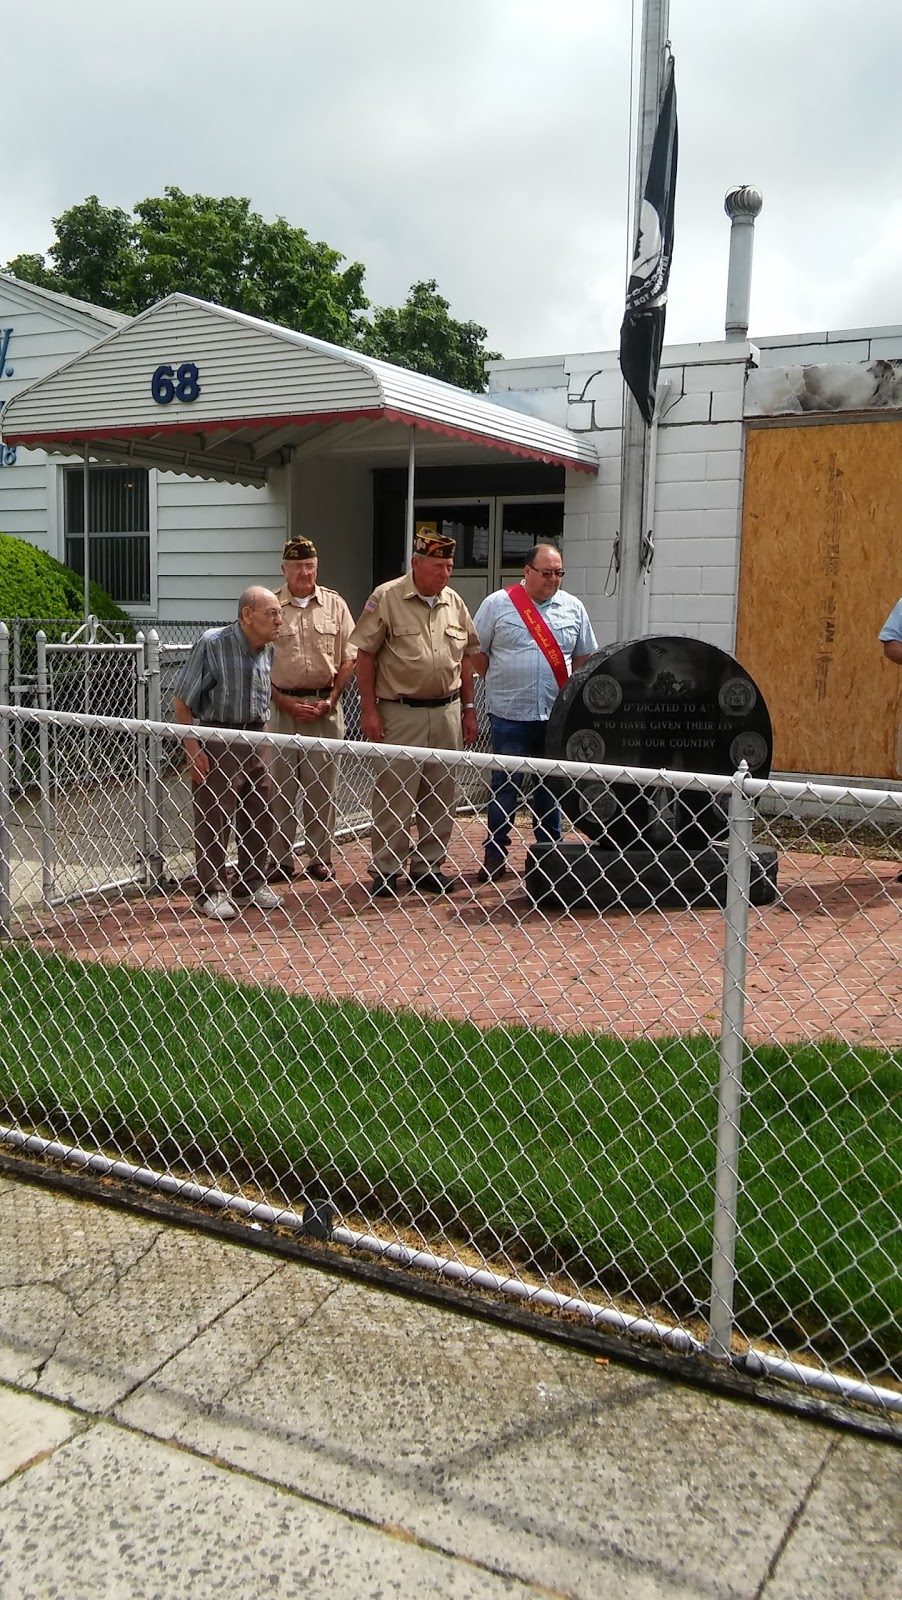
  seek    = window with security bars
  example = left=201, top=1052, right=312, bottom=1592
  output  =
left=64, top=466, right=151, bottom=606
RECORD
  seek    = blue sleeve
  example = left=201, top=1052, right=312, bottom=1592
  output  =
left=473, top=593, right=498, bottom=653
left=878, top=599, right=902, bottom=642
left=575, top=603, right=598, bottom=656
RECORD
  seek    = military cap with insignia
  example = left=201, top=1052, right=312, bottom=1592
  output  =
left=412, top=528, right=456, bottom=558
left=283, top=537, right=318, bottom=561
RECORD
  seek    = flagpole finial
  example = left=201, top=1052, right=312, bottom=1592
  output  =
left=724, top=185, right=763, bottom=220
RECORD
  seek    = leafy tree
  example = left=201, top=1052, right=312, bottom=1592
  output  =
left=0, top=531, right=129, bottom=623
left=126, top=190, right=368, bottom=344
left=361, top=279, right=501, bottom=391
left=5, top=195, right=132, bottom=311
left=6, top=189, right=368, bottom=346
left=5, top=193, right=501, bottom=387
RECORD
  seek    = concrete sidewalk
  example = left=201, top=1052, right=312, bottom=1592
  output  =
left=0, top=1176, right=898, bottom=1600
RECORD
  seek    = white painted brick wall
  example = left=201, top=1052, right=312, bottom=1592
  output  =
left=589, top=428, right=622, bottom=459
left=561, top=482, right=601, bottom=515
left=495, top=340, right=750, bottom=652
left=590, top=484, right=620, bottom=513
left=568, top=367, right=622, bottom=403
left=710, top=388, right=745, bottom=422
left=704, top=449, right=743, bottom=480
left=657, top=421, right=743, bottom=454
left=563, top=510, right=588, bottom=541
left=592, top=397, right=624, bottom=429
left=679, top=361, right=747, bottom=394
left=566, top=401, right=593, bottom=431
left=869, top=336, right=902, bottom=359
left=673, top=592, right=736, bottom=625
left=655, top=453, right=705, bottom=483
left=660, top=392, right=711, bottom=425
left=652, top=532, right=739, bottom=566
left=756, top=339, right=869, bottom=367
left=492, top=387, right=569, bottom=427
left=700, top=563, right=738, bottom=594
left=655, top=479, right=741, bottom=512
left=665, top=566, right=703, bottom=594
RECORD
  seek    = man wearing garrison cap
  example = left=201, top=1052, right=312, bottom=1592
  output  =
left=350, top=526, right=480, bottom=897
left=265, top=536, right=356, bottom=883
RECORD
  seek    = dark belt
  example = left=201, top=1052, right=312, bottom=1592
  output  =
left=200, top=719, right=265, bottom=731
left=383, top=691, right=460, bottom=709
left=273, top=684, right=334, bottom=699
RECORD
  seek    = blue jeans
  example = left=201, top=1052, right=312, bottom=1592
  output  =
left=485, top=715, right=562, bottom=862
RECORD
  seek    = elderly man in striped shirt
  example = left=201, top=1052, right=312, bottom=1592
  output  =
left=172, top=586, right=283, bottom=921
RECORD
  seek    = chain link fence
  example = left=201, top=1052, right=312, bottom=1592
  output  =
left=0, top=628, right=900, bottom=1435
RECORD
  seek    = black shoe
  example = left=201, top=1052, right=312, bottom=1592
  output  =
left=411, top=872, right=462, bottom=894
left=267, top=859, right=299, bottom=884
left=370, top=875, right=400, bottom=899
left=477, top=859, right=508, bottom=884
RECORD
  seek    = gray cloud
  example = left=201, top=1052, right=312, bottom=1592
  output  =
left=4, top=0, right=900, bottom=360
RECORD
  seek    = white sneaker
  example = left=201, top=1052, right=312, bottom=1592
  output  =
left=245, top=885, right=281, bottom=912
left=200, top=893, right=237, bottom=921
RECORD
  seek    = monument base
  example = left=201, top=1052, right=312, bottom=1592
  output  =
left=525, top=841, right=779, bottom=911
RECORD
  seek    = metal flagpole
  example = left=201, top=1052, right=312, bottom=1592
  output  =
left=403, top=427, right=416, bottom=572
left=83, top=441, right=91, bottom=626
left=617, top=0, right=671, bottom=642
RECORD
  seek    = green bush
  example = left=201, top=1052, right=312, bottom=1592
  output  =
left=0, top=531, right=130, bottom=625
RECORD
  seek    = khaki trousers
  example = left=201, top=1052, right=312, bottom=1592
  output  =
left=371, top=700, right=461, bottom=879
left=191, top=738, right=272, bottom=896
left=265, top=702, right=344, bottom=867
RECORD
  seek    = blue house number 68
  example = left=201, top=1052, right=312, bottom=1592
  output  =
left=151, top=362, right=201, bottom=404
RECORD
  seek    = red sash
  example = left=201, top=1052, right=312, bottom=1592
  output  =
left=506, top=584, right=569, bottom=690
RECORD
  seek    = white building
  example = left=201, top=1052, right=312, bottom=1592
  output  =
left=3, top=273, right=902, bottom=776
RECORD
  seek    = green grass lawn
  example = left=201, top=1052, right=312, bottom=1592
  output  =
left=1, top=945, right=899, bottom=1373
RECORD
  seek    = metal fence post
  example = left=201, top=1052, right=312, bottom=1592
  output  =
left=708, top=760, right=755, bottom=1360
left=145, top=630, right=164, bottom=890
left=35, top=631, right=57, bottom=907
left=0, top=625, right=11, bottom=938
left=11, top=617, right=23, bottom=789
left=135, top=632, right=149, bottom=879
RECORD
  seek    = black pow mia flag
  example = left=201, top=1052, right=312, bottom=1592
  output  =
left=619, top=55, right=678, bottom=425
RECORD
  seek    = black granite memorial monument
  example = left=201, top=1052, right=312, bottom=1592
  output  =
left=527, top=635, right=778, bottom=909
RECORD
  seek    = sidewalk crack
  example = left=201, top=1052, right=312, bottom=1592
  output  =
left=109, top=1258, right=288, bottom=1410
left=216, top=1276, right=344, bottom=1406
left=752, top=1434, right=840, bottom=1600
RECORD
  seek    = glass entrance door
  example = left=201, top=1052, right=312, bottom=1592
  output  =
left=411, top=499, right=491, bottom=615
left=413, top=495, right=564, bottom=612
left=496, top=498, right=566, bottom=589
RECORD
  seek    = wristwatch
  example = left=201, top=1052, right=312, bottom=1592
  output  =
left=462, top=702, right=476, bottom=710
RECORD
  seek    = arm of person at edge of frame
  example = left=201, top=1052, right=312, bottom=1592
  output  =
left=172, top=695, right=210, bottom=783
left=355, top=650, right=383, bottom=742
left=883, top=639, right=902, bottom=664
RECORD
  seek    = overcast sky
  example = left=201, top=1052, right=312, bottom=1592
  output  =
left=4, top=0, right=900, bottom=360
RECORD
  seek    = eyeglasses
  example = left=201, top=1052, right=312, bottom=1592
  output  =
left=528, top=565, right=564, bottom=579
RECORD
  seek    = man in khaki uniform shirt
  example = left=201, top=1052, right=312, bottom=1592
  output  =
left=266, top=537, right=356, bottom=881
left=350, top=527, right=480, bottom=897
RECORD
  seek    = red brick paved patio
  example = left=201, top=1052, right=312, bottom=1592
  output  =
left=25, top=820, right=902, bottom=1048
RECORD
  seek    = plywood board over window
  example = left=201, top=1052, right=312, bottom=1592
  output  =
left=737, top=419, right=902, bottom=778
